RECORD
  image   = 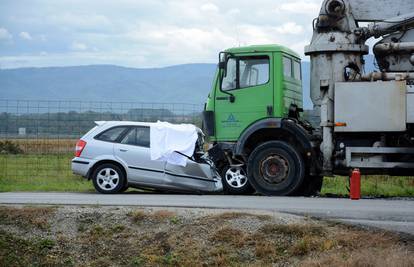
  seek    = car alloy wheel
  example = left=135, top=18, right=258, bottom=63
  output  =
left=96, top=167, right=120, bottom=191
left=225, top=166, right=248, bottom=189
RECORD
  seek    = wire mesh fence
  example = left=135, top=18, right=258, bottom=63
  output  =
left=0, top=99, right=413, bottom=196
left=0, top=99, right=202, bottom=189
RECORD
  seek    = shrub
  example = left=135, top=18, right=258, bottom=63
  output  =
left=0, top=140, right=23, bottom=154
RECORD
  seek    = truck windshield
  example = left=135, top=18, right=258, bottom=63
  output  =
left=221, top=56, right=269, bottom=91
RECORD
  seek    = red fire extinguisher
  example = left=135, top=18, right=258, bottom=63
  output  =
left=350, top=168, right=361, bottom=200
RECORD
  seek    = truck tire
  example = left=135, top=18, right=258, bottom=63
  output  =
left=247, top=141, right=305, bottom=196
left=294, top=175, right=323, bottom=196
left=221, top=165, right=255, bottom=195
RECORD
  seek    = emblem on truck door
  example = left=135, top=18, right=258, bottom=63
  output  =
left=221, top=113, right=240, bottom=128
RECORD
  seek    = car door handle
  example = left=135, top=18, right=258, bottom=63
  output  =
left=119, top=149, right=128, bottom=152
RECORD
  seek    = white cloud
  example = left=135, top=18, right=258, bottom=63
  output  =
left=200, top=3, right=219, bottom=13
left=277, top=0, right=320, bottom=15
left=0, top=27, right=13, bottom=42
left=0, top=0, right=318, bottom=68
left=49, top=13, right=111, bottom=30
left=275, top=22, right=303, bottom=35
left=19, top=31, right=33, bottom=40
left=125, top=24, right=236, bottom=64
left=70, top=41, right=87, bottom=51
left=227, top=8, right=240, bottom=16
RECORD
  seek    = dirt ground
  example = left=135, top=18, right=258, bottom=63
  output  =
left=0, top=205, right=413, bottom=267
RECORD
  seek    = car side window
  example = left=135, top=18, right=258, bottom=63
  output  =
left=121, top=126, right=150, bottom=147
left=95, top=127, right=128, bottom=142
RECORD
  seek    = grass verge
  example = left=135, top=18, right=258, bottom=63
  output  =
left=321, top=175, right=414, bottom=197
left=0, top=154, right=93, bottom=192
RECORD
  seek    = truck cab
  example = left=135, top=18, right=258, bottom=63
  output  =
left=203, top=45, right=321, bottom=196
left=204, top=45, right=303, bottom=142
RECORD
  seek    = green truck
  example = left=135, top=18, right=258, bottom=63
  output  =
left=203, top=0, right=414, bottom=197
left=203, top=44, right=322, bottom=196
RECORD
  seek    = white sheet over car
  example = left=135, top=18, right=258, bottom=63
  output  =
left=150, top=121, right=198, bottom=167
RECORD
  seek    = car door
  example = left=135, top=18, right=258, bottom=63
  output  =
left=214, top=54, right=273, bottom=141
left=114, top=126, right=165, bottom=184
left=164, top=159, right=219, bottom=192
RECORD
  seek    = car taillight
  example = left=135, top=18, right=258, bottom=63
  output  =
left=75, top=140, right=87, bottom=157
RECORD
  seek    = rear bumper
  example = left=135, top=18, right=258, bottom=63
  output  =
left=71, top=157, right=95, bottom=178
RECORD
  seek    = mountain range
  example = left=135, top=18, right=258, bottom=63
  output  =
left=0, top=55, right=376, bottom=110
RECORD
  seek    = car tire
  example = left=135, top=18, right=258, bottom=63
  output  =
left=247, top=141, right=305, bottom=196
left=294, top=175, right=323, bottom=196
left=221, top=165, right=255, bottom=195
left=120, top=183, right=129, bottom=193
left=92, top=163, right=126, bottom=194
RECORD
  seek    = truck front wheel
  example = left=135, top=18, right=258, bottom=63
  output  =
left=247, top=141, right=305, bottom=196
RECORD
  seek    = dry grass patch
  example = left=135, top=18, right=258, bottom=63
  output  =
left=300, top=247, right=414, bottom=267
left=152, top=210, right=176, bottom=221
left=127, top=209, right=179, bottom=225
left=255, top=240, right=278, bottom=258
left=210, top=226, right=246, bottom=247
left=4, top=138, right=77, bottom=154
left=291, top=235, right=322, bottom=256
left=127, top=209, right=147, bottom=223
left=0, top=206, right=55, bottom=230
left=1, top=206, right=413, bottom=267
left=206, top=211, right=271, bottom=221
left=259, top=223, right=325, bottom=238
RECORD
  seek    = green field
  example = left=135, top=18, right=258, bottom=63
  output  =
left=0, top=154, right=413, bottom=197
left=321, top=175, right=414, bottom=197
left=0, top=154, right=93, bottom=192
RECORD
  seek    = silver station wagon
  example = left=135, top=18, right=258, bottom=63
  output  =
left=72, top=121, right=222, bottom=194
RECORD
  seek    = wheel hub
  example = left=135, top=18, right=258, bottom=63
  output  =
left=225, top=166, right=248, bottom=188
left=97, top=168, right=119, bottom=190
left=260, top=155, right=289, bottom=184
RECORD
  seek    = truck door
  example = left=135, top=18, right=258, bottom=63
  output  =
left=214, top=54, right=273, bottom=141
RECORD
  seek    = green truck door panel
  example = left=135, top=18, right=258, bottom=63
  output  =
left=282, top=56, right=303, bottom=112
left=214, top=53, right=274, bottom=141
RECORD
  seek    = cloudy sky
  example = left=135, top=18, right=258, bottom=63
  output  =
left=0, top=0, right=322, bottom=69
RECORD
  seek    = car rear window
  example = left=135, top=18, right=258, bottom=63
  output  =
left=121, top=126, right=150, bottom=147
left=95, top=126, right=128, bottom=142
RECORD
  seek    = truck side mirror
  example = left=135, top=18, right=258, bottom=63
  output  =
left=218, top=52, right=229, bottom=76
left=218, top=61, right=226, bottom=70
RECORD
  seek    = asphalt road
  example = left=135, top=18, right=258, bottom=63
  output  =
left=0, top=192, right=413, bottom=235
